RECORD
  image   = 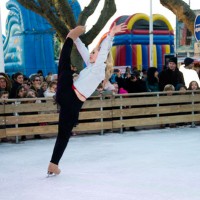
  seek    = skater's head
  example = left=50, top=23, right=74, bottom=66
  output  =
left=89, top=47, right=100, bottom=63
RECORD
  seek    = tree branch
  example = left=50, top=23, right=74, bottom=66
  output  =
left=82, top=0, right=116, bottom=45
left=78, top=0, right=101, bottom=25
left=37, top=0, right=69, bottom=39
left=52, top=0, right=76, bottom=29
left=160, top=0, right=196, bottom=34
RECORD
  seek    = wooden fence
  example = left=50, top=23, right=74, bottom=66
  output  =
left=1, top=90, right=200, bottom=141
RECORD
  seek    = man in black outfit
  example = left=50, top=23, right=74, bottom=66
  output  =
left=159, top=57, right=185, bottom=91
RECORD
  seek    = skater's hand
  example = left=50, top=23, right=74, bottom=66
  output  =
left=67, top=26, right=86, bottom=40
left=109, top=23, right=127, bottom=37
left=74, top=26, right=86, bottom=34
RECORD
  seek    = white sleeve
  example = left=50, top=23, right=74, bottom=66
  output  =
left=193, top=71, right=200, bottom=86
left=92, top=34, right=114, bottom=69
left=74, top=38, right=90, bottom=65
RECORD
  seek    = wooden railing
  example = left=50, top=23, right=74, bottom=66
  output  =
left=1, top=90, right=200, bottom=141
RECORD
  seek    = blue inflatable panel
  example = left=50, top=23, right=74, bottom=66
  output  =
left=142, top=45, right=148, bottom=70
left=156, top=45, right=163, bottom=72
left=170, top=45, right=175, bottom=53
left=113, top=34, right=174, bottom=46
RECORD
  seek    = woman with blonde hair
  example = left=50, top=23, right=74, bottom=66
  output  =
left=47, top=23, right=127, bottom=176
left=163, top=84, right=175, bottom=96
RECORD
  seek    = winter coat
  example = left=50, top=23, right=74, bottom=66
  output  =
left=125, top=78, right=147, bottom=93
left=159, top=68, right=185, bottom=91
left=10, top=81, right=22, bottom=98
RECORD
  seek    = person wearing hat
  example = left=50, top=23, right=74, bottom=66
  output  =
left=10, top=72, right=24, bottom=98
left=159, top=57, right=185, bottom=91
left=0, top=75, right=7, bottom=92
left=179, top=57, right=200, bottom=88
left=0, top=73, right=12, bottom=93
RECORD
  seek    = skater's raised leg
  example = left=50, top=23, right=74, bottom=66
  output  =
left=47, top=26, right=85, bottom=176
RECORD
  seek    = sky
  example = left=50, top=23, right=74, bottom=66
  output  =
left=0, top=0, right=198, bottom=50
left=1, top=127, right=200, bottom=200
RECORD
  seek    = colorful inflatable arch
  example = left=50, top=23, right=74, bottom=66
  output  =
left=100, top=13, right=174, bottom=72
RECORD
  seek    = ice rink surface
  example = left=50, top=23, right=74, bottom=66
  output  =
left=1, top=127, right=200, bottom=200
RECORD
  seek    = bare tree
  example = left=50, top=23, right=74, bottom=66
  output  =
left=160, top=0, right=196, bottom=34
left=16, top=0, right=116, bottom=68
left=16, top=0, right=196, bottom=68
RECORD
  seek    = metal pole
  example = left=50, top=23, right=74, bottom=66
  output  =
left=191, top=91, right=195, bottom=128
left=0, top=6, right=5, bottom=72
left=100, top=96, right=104, bottom=135
left=149, top=0, right=153, bottom=68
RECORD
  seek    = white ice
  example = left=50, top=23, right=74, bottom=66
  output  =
left=1, top=127, right=200, bottom=200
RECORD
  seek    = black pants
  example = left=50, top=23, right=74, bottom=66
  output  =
left=50, top=38, right=83, bottom=165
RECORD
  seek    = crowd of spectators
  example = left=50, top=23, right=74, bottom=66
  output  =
left=92, top=57, right=200, bottom=97
left=0, top=70, right=58, bottom=142
left=0, top=70, right=58, bottom=100
left=1, top=57, right=199, bottom=102
left=1, top=57, right=200, bottom=141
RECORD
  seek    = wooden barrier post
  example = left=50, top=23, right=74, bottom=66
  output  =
left=0, top=102, right=6, bottom=140
left=191, top=91, right=195, bottom=128
left=157, top=93, right=160, bottom=118
left=120, top=95, right=123, bottom=133
left=100, top=96, right=104, bottom=135
left=14, top=101, right=20, bottom=143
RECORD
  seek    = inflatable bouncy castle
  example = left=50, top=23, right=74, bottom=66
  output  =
left=3, top=0, right=81, bottom=76
left=100, top=13, right=174, bottom=72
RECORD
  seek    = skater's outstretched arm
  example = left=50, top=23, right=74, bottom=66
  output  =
left=74, top=38, right=90, bottom=66
left=92, top=22, right=127, bottom=69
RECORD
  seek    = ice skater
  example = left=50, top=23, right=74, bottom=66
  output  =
left=47, top=23, right=127, bottom=176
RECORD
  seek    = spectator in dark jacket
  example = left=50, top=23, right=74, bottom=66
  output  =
left=114, top=69, right=125, bottom=90
left=146, top=67, right=159, bottom=92
left=10, top=72, right=24, bottom=98
left=125, top=70, right=147, bottom=93
left=159, top=57, right=185, bottom=91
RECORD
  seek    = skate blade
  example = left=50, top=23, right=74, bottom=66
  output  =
left=46, top=172, right=56, bottom=178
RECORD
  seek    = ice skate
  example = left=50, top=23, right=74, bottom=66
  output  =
left=67, top=26, right=86, bottom=41
left=47, top=162, right=61, bottom=177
